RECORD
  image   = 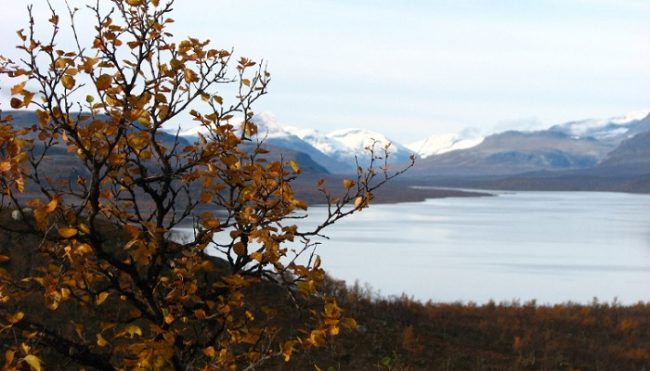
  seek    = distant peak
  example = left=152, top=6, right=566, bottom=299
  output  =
left=610, top=110, right=650, bottom=124
left=407, top=132, right=484, bottom=158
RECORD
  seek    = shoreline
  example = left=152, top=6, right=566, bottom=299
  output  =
left=292, top=176, right=494, bottom=205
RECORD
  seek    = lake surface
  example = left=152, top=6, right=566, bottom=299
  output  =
left=292, top=191, right=650, bottom=304
left=178, top=191, right=650, bottom=304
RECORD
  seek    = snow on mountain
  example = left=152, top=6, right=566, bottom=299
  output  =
left=176, top=110, right=650, bottom=173
left=291, top=128, right=343, bottom=156
left=178, top=123, right=217, bottom=139
left=251, top=112, right=293, bottom=139
left=177, top=112, right=295, bottom=139
left=407, top=132, right=484, bottom=159
left=178, top=113, right=299, bottom=141
left=251, top=114, right=414, bottom=165
left=177, top=112, right=414, bottom=172
left=250, top=114, right=355, bottom=172
left=549, top=110, right=650, bottom=141
left=324, top=128, right=413, bottom=163
left=611, top=110, right=650, bottom=124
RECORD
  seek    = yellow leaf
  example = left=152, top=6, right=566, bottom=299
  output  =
left=199, top=192, right=213, bottom=204
left=250, top=252, right=263, bottom=263
left=124, top=324, right=142, bottom=338
left=73, top=322, right=84, bottom=339
left=5, top=350, right=15, bottom=364
left=203, top=219, right=220, bottom=230
left=11, top=81, right=27, bottom=95
left=61, top=75, right=75, bottom=90
left=342, top=179, right=355, bottom=190
left=0, top=161, right=11, bottom=172
left=23, top=355, right=42, bottom=371
left=78, top=223, right=90, bottom=234
left=289, top=160, right=300, bottom=173
left=354, top=196, right=364, bottom=209
left=125, top=0, right=143, bottom=5
left=96, top=291, right=109, bottom=305
left=81, top=57, right=98, bottom=73
left=309, top=329, right=326, bottom=347
left=16, top=178, right=25, bottom=192
left=7, top=311, right=24, bottom=324
left=76, top=243, right=92, bottom=255
left=58, top=227, right=78, bottom=239
left=233, top=242, right=246, bottom=257
left=96, top=333, right=109, bottom=347
left=183, top=69, right=197, bottom=83
left=282, top=340, right=296, bottom=362
left=95, top=74, right=112, bottom=91
left=45, top=198, right=58, bottom=213
left=202, top=346, right=216, bottom=358
left=164, top=314, right=175, bottom=324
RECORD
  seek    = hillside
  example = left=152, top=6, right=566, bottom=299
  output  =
left=1, top=110, right=330, bottom=183
left=412, top=130, right=612, bottom=177
left=407, top=113, right=650, bottom=193
left=596, top=131, right=650, bottom=176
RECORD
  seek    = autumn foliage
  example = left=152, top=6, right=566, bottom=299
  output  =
left=0, top=1, right=411, bottom=369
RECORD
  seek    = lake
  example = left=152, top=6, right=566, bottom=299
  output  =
left=179, top=191, right=650, bottom=304
left=291, top=191, right=650, bottom=304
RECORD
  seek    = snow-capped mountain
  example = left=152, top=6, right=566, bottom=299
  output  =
left=176, top=110, right=650, bottom=177
left=177, top=112, right=296, bottom=140
left=407, top=131, right=484, bottom=159
left=177, top=113, right=414, bottom=173
left=250, top=113, right=354, bottom=173
left=407, top=111, right=650, bottom=159
left=548, top=110, right=650, bottom=142
left=252, top=114, right=414, bottom=167
left=412, top=111, right=650, bottom=178
left=321, top=128, right=414, bottom=164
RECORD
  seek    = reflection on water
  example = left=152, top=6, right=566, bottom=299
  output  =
left=294, top=191, right=650, bottom=304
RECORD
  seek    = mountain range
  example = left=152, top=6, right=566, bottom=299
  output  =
left=180, top=112, right=415, bottom=173
left=177, top=110, right=650, bottom=192
left=3, top=109, right=649, bottom=193
left=411, top=112, right=650, bottom=182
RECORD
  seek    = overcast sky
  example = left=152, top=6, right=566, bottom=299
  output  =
left=1, top=0, right=649, bottom=143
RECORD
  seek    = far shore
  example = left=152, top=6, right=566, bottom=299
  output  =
left=291, top=176, right=494, bottom=205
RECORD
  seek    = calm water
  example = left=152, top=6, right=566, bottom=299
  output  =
left=294, top=191, right=650, bottom=304
left=178, top=191, right=650, bottom=304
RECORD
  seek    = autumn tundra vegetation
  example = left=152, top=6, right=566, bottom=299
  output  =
left=1, top=0, right=650, bottom=370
